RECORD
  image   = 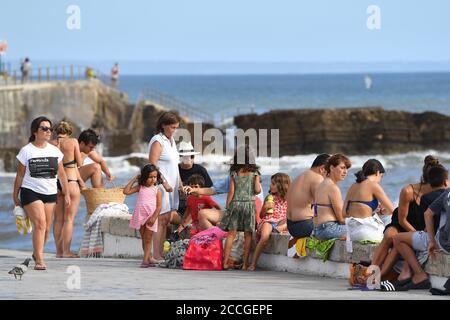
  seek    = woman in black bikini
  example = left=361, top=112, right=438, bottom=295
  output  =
left=372, top=155, right=439, bottom=280
left=52, top=121, right=86, bottom=258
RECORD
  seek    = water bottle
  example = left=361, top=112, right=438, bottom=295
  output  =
left=266, top=195, right=274, bottom=215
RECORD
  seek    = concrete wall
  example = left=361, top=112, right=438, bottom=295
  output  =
left=100, top=216, right=450, bottom=289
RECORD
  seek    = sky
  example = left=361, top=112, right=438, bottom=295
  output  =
left=1, top=0, right=450, bottom=74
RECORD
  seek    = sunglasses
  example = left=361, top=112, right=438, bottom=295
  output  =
left=39, top=126, right=52, bottom=132
left=180, top=155, right=195, bottom=159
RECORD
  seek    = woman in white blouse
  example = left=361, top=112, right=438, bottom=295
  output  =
left=148, top=111, right=182, bottom=261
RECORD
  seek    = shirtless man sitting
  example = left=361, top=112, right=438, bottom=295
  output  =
left=286, top=154, right=330, bottom=238
left=77, top=129, right=115, bottom=188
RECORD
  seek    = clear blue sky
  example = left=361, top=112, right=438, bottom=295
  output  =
left=1, top=0, right=450, bottom=72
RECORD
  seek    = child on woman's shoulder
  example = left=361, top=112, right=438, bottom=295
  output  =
left=177, top=174, right=221, bottom=236
left=248, top=172, right=291, bottom=271
left=124, top=164, right=163, bottom=267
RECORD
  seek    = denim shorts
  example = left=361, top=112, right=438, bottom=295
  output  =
left=314, top=221, right=347, bottom=240
left=412, top=231, right=429, bottom=252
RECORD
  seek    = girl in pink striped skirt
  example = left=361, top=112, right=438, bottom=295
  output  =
left=124, top=164, right=163, bottom=267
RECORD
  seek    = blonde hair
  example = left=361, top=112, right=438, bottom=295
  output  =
left=55, top=121, right=73, bottom=136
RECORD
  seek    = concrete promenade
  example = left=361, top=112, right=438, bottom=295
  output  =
left=0, top=249, right=447, bottom=300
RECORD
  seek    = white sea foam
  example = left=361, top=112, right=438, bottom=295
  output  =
left=99, top=149, right=450, bottom=177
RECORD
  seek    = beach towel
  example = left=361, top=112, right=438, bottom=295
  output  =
left=287, top=236, right=308, bottom=258
left=79, top=202, right=130, bottom=258
left=306, top=236, right=336, bottom=262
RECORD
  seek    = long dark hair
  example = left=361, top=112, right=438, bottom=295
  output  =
left=229, top=145, right=260, bottom=174
left=138, top=164, right=163, bottom=186
left=355, top=159, right=385, bottom=183
left=156, top=111, right=180, bottom=134
left=421, top=155, right=440, bottom=184
left=29, top=116, right=52, bottom=142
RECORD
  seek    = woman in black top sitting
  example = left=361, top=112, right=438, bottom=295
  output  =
left=372, top=155, right=440, bottom=279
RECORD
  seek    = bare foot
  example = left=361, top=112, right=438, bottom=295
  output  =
left=247, top=265, right=256, bottom=271
left=62, top=252, right=80, bottom=258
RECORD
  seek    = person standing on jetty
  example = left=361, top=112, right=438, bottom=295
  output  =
left=111, top=63, right=119, bottom=88
left=313, top=154, right=351, bottom=240
left=77, top=129, right=115, bottom=188
left=148, top=111, right=183, bottom=261
left=52, top=121, right=86, bottom=258
left=13, top=116, right=71, bottom=270
left=20, top=57, right=31, bottom=83
left=286, top=154, right=330, bottom=239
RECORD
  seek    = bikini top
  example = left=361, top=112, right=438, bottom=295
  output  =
left=63, top=159, right=77, bottom=168
left=313, top=203, right=334, bottom=217
left=346, top=198, right=379, bottom=213
left=57, top=136, right=77, bottom=168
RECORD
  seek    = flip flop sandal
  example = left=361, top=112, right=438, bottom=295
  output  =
left=34, top=263, right=47, bottom=271
left=392, top=277, right=412, bottom=287
left=140, top=263, right=151, bottom=268
left=403, top=279, right=431, bottom=290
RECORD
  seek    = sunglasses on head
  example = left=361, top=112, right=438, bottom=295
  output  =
left=39, top=126, right=52, bottom=132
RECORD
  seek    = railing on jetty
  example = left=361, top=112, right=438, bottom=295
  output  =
left=0, top=64, right=111, bottom=87
left=138, top=88, right=268, bottom=128
left=138, top=88, right=214, bottom=125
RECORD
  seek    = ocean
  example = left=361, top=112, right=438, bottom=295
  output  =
left=1, top=72, right=450, bottom=252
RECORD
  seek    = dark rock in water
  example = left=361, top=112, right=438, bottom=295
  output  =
left=125, top=156, right=148, bottom=168
left=234, top=107, right=450, bottom=156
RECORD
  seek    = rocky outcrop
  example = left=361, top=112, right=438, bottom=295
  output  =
left=234, top=107, right=450, bottom=155
left=0, top=80, right=134, bottom=169
left=0, top=81, right=215, bottom=171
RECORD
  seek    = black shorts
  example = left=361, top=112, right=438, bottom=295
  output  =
left=287, top=218, right=314, bottom=238
left=20, top=188, right=57, bottom=207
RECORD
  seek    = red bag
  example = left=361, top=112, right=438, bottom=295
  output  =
left=183, top=235, right=224, bottom=271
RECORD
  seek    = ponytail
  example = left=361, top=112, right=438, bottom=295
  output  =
left=355, top=170, right=366, bottom=183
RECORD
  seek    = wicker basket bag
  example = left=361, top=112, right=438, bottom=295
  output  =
left=81, top=182, right=126, bottom=215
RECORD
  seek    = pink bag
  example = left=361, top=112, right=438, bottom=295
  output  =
left=183, top=227, right=228, bottom=271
